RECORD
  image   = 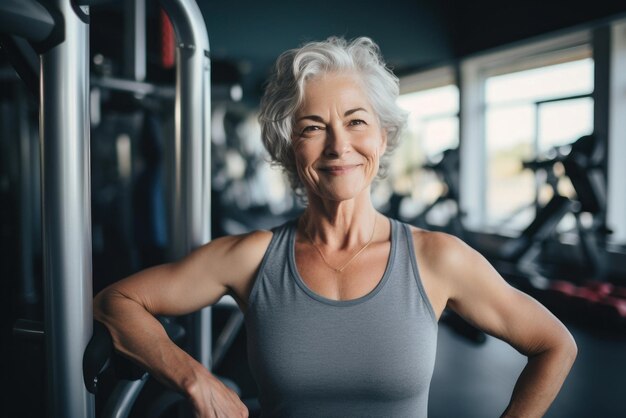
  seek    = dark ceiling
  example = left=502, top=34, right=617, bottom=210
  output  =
left=198, top=0, right=452, bottom=87
left=87, top=0, right=626, bottom=103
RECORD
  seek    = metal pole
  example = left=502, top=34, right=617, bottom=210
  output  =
left=159, top=0, right=212, bottom=369
left=17, top=85, right=38, bottom=306
left=40, top=1, right=94, bottom=417
left=124, top=0, right=146, bottom=82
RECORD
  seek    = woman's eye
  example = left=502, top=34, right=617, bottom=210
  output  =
left=349, top=119, right=366, bottom=126
left=302, top=126, right=322, bottom=134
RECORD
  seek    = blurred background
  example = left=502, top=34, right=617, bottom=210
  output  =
left=2, top=0, right=626, bottom=417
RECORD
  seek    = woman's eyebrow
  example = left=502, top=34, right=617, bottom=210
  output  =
left=296, top=108, right=368, bottom=123
left=344, top=107, right=367, bottom=116
left=296, top=115, right=325, bottom=123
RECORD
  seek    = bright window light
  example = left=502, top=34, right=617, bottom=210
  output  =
left=377, top=84, right=459, bottom=223
left=484, top=58, right=594, bottom=231
left=486, top=58, right=594, bottom=104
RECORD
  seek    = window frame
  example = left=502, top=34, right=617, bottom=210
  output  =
left=459, top=30, right=594, bottom=232
left=607, top=19, right=626, bottom=244
left=391, top=66, right=459, bottom=219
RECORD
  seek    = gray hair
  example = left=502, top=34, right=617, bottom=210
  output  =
left=258, top=36, right=407, bottom=197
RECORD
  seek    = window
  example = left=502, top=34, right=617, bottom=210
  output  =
left=484, top=58, right=594, bottom=230
left=460, top=31, right=595, bottom=233
left=375, top=67, right=459, bottom=225
left=607, top=19, right=626, bottom=244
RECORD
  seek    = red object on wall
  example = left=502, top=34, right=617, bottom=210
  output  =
left=160, top=8, right=175, bottom=69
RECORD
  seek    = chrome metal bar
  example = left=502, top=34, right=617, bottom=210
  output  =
left=124, top=0, right=146, bottom=82
left=212, top=310, right=244, bottom=370
left=40, top=2, right=94, bottom=417
left=91, top=76, right=176, bottom=98
left=102, top=375, right=149, bottom=418
left=17, top=86, right=38, bottom=305
left=13, top=319, right=44, bottom=341
left=159, top=0, right=212, bottom=370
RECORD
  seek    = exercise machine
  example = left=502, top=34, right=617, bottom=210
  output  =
left=495, top=134, right=609, bottom=284
left=487, top=134, right=626, bottom=333
left=386, top=147, right=466, bottom=239
left=1, top=0, right=211, bottom=416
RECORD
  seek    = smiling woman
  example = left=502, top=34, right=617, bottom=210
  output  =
left=292, top=74, right=387, bottom=202
left=259, top=37, right=407, bottom=199
left=94, top=36, right=577, bottom=418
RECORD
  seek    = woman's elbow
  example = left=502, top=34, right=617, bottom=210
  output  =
left=93, top=286, right=129, bottom=322
left=544, top=325, right=578, bottom=370
left=562, top=329, right=578, bottom=365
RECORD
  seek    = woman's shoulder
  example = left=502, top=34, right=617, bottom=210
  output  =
left=400, top=223, right=484, bottom=315
left=215, top=217, right=300, bottom=256
left=402, top=223, right=474, bottom=275
left=212, top=228, right=274, bottom=257
left=210, top=217, right=299, bottom=256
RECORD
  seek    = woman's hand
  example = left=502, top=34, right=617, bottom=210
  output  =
left=187, top=373, right=249, bottom=418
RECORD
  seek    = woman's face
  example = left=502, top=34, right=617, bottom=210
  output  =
left=292, top=72, right=387, bottom=202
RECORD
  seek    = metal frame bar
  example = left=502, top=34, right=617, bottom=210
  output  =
left=607, top=20, right=626, bottom=243
left=17, top=85, right=38, bottom=306
left=91, top=75, right=176, bottom=98
left=40, top=1, right=94, bottom=417
left=102, top=375, right=149, bottom=418
left=158, top=0, right=212, bottom=369
left=124, top=0, right=146, bottom=81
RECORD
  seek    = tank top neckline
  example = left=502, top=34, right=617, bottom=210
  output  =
left=287, top=217, right=398, bottom=307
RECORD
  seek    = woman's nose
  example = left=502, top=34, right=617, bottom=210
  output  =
left=324, top=127, right=350, bottom=157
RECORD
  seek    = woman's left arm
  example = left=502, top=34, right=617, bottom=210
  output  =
left=421, top=232, right=577, bottom=418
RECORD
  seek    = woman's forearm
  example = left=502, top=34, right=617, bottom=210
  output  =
left=501, top=341, right=577, bottom=418
left=93, top=288, right=209, bottom=397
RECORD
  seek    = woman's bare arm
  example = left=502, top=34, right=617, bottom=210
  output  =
left=93, top=230, right=272, bottom=417
left=415, top=231, right=577, bottom=418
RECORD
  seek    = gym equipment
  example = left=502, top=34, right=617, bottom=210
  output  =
left=83, top=318, right=186, bottom=418
left=1, top=0, right=211, bottom=416
left=488, top=134, right=623, bottom=334
left=413, top=147, right=465, bottom=238
left=544, top=280, right=626, bottom=334
left=82, top=298, right=251, bottom=418
left=386, top=147, right=465, bottom=239
left=90, top=104, right=170, bottom=280
left=495, top=134, right=609, bottom=284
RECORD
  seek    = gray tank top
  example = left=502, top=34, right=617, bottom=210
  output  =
left=244, top=218, right=438, bottom=417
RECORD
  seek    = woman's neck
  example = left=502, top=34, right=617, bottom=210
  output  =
left=300, top=191, right=378, bottom=250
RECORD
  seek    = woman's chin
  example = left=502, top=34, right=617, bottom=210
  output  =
left=311, top=184, right=370, bottom=202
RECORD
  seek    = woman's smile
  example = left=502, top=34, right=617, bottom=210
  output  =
left=318, top=164, right=362, bottom=175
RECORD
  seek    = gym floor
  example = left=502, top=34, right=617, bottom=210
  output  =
left=430, top=323, right=626, bottom=418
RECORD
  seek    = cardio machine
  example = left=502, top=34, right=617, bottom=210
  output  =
left=386, top=146, right=465, bottom=239
left=493, top=134, right=609, bottom=286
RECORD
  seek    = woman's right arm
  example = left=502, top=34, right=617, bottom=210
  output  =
left=93, top=230, right=272, bottom=418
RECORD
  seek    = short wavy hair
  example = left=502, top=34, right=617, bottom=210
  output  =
left=258, top=36, right=408, bottom=197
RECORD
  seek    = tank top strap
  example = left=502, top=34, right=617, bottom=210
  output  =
left=245, top=219, right=295, bottom=311
left=397, top=221, right=438, bottom=323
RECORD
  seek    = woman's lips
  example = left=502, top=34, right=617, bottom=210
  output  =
left=319, top=164, right=360, bottom=175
